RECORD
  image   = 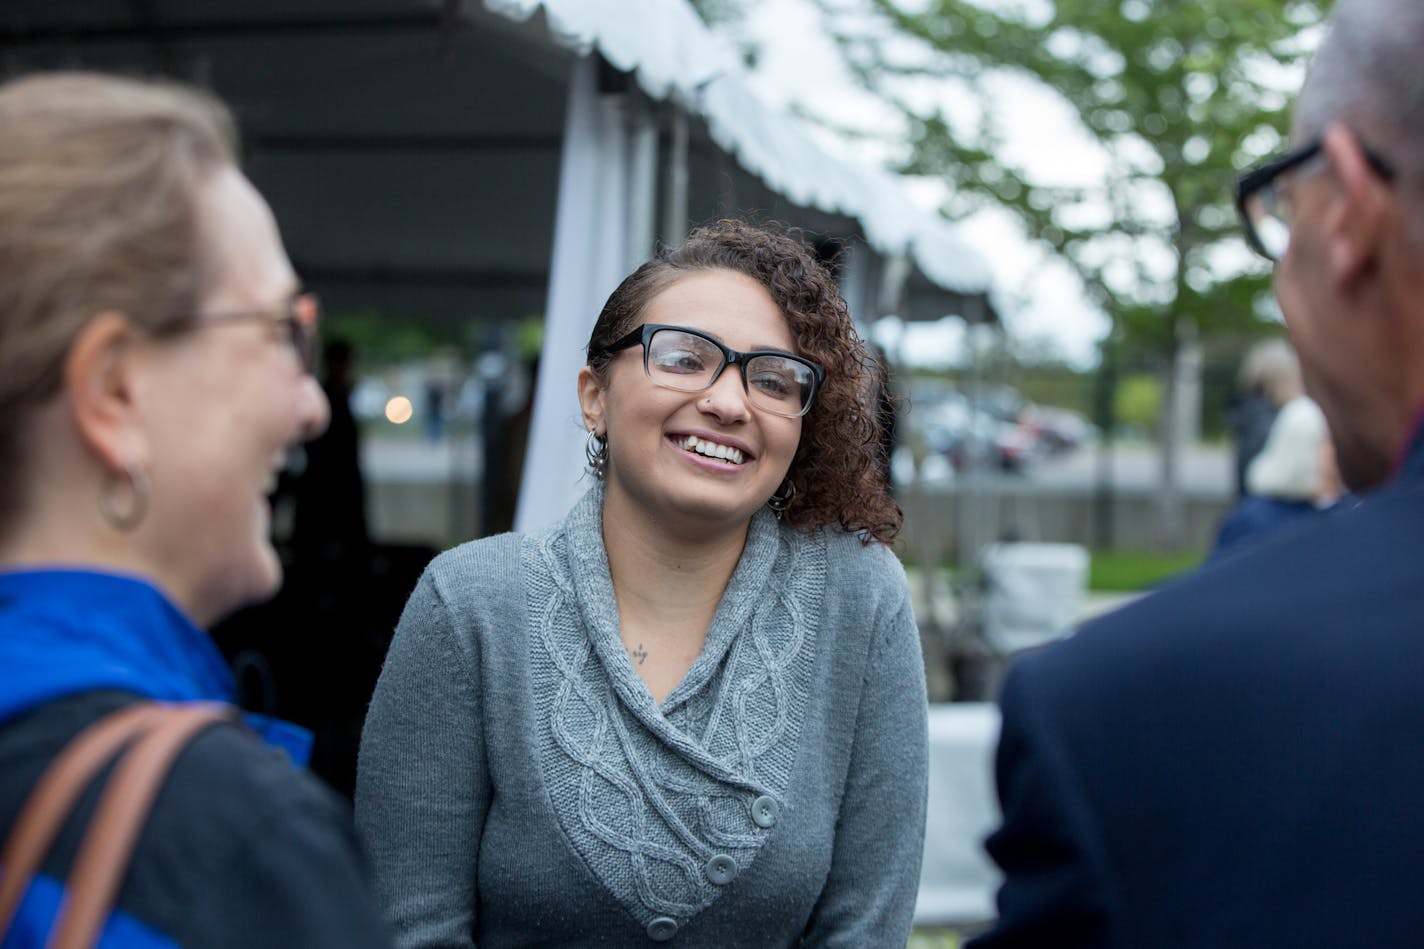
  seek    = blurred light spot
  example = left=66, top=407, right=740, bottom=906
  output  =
left=385, top=396, right=413, bottom=424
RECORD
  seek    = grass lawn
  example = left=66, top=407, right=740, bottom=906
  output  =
left=908, top=930, right=962, bottom=948
left=1088, top=548, right=1203, bottom=592
left=905, top=548, right=1204, bottom=594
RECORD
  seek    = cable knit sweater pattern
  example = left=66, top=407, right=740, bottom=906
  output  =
left=529, top=488, right=821, bottom=925
left=356, top=485, right=929, bottom=947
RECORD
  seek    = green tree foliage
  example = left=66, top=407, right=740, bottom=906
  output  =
left=689, top=0, right=762, bottom=68
left=817, top=0, right=1328, bottom=548
left=689, top=0, right=746, bottom=28
left=323, top=311, right=446, bottom=367
left=1114, top=372, right=1163, bottom=435
left=823, top=0, right=1326, bottom=351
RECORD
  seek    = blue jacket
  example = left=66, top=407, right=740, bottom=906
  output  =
left=972, top=426, right=1424, bottom=947
left=0, top=570, right=389, bottom=949
left=1211, top=494, right=1317, bottom=558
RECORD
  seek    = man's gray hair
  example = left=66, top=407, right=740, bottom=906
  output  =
left=1297, top=0, right=1424, bottom=182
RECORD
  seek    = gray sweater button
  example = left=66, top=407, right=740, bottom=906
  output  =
left=705, top=853, right=737, bottom=885
left=647, top=917, right=678, bottom=941
left=751, top=795, right=779, bottom=828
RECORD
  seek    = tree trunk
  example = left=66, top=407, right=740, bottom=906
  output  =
left=1156, top=326, right=1186, bottom=551
left=1091, top=339, right=1118, bottom=551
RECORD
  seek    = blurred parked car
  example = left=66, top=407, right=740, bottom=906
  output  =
left=904, top=384, right=1094, bottom=475
left=1021, top=405, right=1095, bottom=454
left=917, top=392, right=1036, bottom=473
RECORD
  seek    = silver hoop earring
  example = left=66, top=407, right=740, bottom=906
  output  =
left=100, top=462, right=149, bottom=532
left=585, top=430, right=609, bottom=480
left=767, top=477, right=796, bottom=519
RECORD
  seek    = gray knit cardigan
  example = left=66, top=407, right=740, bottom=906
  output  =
left=355, top=485, right=928, bottom=947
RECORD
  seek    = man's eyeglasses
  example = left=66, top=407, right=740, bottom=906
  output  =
left=1236, top=135, right=1396, bottom=261
left=189, top=292, right=321, bottom=374
left=596, top=323, right=825, bottom=418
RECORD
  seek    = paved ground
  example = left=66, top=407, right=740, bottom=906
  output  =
left=1019, top=440, right=1231, bottom=495
left=362, top=432, right=480, bottom=481
left=361, top=431, right=1233, bottom=498
left=900, top=440, right=1232, bottom=497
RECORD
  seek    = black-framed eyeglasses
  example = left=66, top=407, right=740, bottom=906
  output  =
left=596, top=323, right=825, bottom=418
left=189, top=291, right=321, bottom=374
left=1236, top=135, right=1396, bottom=261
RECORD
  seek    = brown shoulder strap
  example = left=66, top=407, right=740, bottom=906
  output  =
left=0, top=702, right=168, bottom=935
left=49, top=703, right=233, bottom=949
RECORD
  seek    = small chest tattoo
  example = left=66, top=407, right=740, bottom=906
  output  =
left=630, top=643, right=648, bottom=665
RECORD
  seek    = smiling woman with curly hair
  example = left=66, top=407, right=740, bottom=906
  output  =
left=358, top=220, right=928, bottom=948
left=584, top=219, right=903, bottom=543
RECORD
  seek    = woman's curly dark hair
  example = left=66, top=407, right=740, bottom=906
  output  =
left=585, top=219, right=901, bottom=545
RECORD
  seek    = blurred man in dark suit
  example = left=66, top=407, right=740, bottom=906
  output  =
left=973, top=1, right=1424, bottom=944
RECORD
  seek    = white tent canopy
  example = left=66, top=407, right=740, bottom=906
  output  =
left=485, top=0, right=992, bottom=294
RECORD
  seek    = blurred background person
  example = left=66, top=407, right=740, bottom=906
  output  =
left=869, top=342, right=899, bottom=493
left=486, top=353, right=539, bottom=536
left=1226, top=338, right=1302, bottom=497
left=1212, top=394, right=1343, bottom=557
left=292, top=336, right=369, bottom=567
left=0, top=72, right=388, bottom=947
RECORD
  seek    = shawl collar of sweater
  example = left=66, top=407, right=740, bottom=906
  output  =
left=565, top=482, right=782, bottom=721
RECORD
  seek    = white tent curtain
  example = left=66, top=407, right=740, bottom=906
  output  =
left=515, top=55, right=656, bottom=532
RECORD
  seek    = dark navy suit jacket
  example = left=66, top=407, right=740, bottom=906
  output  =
left=971, top=430, right=1424, bottom=948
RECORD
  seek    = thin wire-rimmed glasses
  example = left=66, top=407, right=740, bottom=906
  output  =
left=1236, top=135, right=1396, bottom=261
left=187, top=291, right=321, bottom=374
left=596, top=323, right=825, bottom=418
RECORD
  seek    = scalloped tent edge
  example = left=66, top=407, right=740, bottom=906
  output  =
left=483, top=0, right=996, bottom=301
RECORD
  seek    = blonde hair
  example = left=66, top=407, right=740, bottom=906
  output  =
left=0, top=71, right=236, bottom=527
left=1237, top=338, right=1301, bottom=408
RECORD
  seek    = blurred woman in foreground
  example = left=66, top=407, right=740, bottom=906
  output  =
left=0, top=72, right=388, bottom=947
